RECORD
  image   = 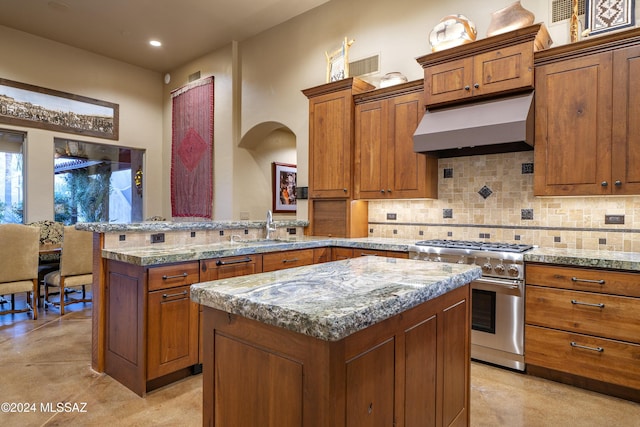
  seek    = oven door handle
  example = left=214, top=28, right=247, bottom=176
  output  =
left=473, top=277, right=522, bottom=289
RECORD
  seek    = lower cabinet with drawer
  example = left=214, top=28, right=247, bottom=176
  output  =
left=525, top=263, right=640, bottom=402
left=104, top=259, right=201, bottom=396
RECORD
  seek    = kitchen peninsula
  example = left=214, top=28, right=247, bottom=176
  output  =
left=192, top=255, right=481, bottom=426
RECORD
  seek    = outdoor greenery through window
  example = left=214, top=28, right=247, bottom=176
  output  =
left=0, top=130, right=24, bottom=223
left=54, top=138, right=144, bottom=224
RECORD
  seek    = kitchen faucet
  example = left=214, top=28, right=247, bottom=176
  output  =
left=265, top=209, right=276, bottom=240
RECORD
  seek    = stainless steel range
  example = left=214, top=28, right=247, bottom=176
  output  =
left=409, top=239, right=533, bottom=371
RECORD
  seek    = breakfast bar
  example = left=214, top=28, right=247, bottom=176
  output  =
left=191, top=256, right=481, bottom=427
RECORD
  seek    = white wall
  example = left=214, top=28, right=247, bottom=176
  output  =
left=0, top=25, right=163, bottom=222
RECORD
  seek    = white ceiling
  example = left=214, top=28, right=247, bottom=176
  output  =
left=0, top=0, right=329, bottom=73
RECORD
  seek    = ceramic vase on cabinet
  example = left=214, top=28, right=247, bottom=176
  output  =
left=429, top=14, right=477, bottom=52
left=486, top=1, right=535, bottom=37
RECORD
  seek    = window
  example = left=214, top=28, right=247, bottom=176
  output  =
left=54, top=138, right=144, bottom=224
left=0, top=130, right=24, bottom=223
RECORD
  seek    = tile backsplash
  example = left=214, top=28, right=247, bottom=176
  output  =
left=368, top=151, right=640, bottom=252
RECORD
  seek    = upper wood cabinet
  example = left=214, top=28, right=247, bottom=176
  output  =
left=416, top=24, right=549, bottom=108
left=354, top=80, right=438, bottom=199
left=534, top=28, right=640, bottom=196
left=303, top=78, right=375, bottom=199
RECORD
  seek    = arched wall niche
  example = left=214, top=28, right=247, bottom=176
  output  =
left=234, top=121, right=297, bottom=220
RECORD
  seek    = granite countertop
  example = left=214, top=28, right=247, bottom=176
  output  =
left=524, top=247, right=640, bottom=271
left=76, top=219, right=309, bottom=233
left=191, top=256, right=481, bottom=341
left=101, top=237, right=415, bottom=266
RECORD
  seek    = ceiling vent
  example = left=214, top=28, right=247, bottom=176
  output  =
left=349, top=54, right=380, bottom=77
left=188, top=71, right=201, bottom=82
left=550, top=0, right=585, bottom=23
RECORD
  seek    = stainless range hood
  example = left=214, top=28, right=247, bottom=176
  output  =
left=413, top=91, right=534, bottom=157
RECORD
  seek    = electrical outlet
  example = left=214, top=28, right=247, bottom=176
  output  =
left=386, top=213, right=397, bottom=220
left=605, top=215, right=624, bottom=224
left=150, top=233, right=165, bottom=243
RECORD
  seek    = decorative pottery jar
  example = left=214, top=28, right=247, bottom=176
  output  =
left=380, top=72, right=408, bottom=88
left=486, top=1, right=535, bottom=37
left=429, top=14, right=477, bottom=52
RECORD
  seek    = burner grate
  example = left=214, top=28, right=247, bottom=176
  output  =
left=415, top=239, right=533, bottom=253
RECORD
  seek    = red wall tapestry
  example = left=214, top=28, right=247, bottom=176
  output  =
left=171, top=76, right=214, bottom=219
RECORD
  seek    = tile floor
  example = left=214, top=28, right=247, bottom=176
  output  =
left=1, top=295, right=639, bottom=427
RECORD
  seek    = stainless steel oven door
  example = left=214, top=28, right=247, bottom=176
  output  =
left=471, top=277, right=525, bottom=371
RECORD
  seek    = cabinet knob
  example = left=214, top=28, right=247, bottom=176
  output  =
left=615, top=180, right=622, bottom=187
left=601, top=181, right=608, bottom=187
left=387, top=189, right=392, bottom=193
left=464, top=85, right=470, bottom=91
left=380, top=189, right=385, bottom=193
left=343, top=188, right=347, bottom=192
left=474, top=83, right=480, bottom=89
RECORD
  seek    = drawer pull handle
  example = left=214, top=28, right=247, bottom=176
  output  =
left=282, top=258, right=299, bottom=263
left=216, top=257, right=252, bottom=266
left=570, top=342, right=604, bottom=352
left=571, top=277, right=605, bottom=285
left=163, top=290, right=188, bottom=299
left=571, top=299, right=604, bottom=308
left=162, top=273, right=188, bottom=280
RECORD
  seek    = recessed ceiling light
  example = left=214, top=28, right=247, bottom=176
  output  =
left=149, top=40, right=162, bottom=47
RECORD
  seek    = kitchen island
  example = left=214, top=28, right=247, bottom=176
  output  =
left=191, top=256, right=481, bottom=427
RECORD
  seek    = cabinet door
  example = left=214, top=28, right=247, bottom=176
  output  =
left=355, top=100, right=388, bottom=199
left=346, top=339, right=395, bottom=427
left=534, top=52, right=613, bottom=196
left=200, top=255, right=262, bottom=281
left=472, top=43, right=534, bottom=97
left=388, top=91, right=437, bottom=198
left=612, top=44, right=640, bottom=194
left=148, top=285, right=199, bottom=379
left=308, top=89, right=353, bottom=198
left=332, top=247, right=354, bottom=260
left=424, top=57, right=474, bottom=106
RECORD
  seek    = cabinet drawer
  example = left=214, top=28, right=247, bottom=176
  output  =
left=148, top=262, right=200, bottom=291
left=526, top=286, right=640, bottom=343
left=262, top=249, right=314, bottom=272
left=525, top=325, right=640, bottom=390
left=200, top=255, right=262, bottom=281
left=526, top=264, right=640, bottom=297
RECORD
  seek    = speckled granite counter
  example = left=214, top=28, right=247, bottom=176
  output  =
left=524, top=247, right=640, bottom=271
left=102, top=237, right=415, bottom=266
left=76, top=219, right=309, bottom=233
left=191, top=256, right=481, bottom=341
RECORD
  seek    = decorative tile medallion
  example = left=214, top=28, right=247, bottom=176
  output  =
left=478, top=185, right=493, bottom=199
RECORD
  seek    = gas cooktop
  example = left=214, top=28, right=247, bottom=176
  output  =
left=414, top=239, right=533, bottom=253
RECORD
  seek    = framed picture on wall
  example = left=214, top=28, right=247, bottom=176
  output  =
left=585, top=0, right=635, bottom=37
left=0, top=78, right=119, bottom=140
left=272, top=162, right=297, bottom=213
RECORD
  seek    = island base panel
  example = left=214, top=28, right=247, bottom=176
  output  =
left=202, top=284, right=470, bottom=427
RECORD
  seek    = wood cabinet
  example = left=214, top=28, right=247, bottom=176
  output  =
left=416, top=24, right=548, bottom=108
left=303, top=77, right=375, bottom=199
left=104, top=260, right=200, bottom=396
left=534, top=28, right=640, bottom=196
left=262, top=248, right=315, bottom=272
left=354, top=80, right=438, bottom=199
left=303, top=78, right=374, bottom=238
left=525, top=263, right=640, bottom=401
left=202, top=284, right=470, bottom=426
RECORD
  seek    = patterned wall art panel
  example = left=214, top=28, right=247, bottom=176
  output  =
left=170, top=76, right=214, bottom=219
left=585, top=0, right=636, bottom=36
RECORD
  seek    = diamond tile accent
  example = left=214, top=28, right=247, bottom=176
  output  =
left=443, top=168, right=454, bottom=178
left=478, top=186, right=493, bottom=199
left=443, top=209, right=453, bottom=219
left=521, top=209, right=534, bottom=220
left=521, top=163, right=534, bottom=174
